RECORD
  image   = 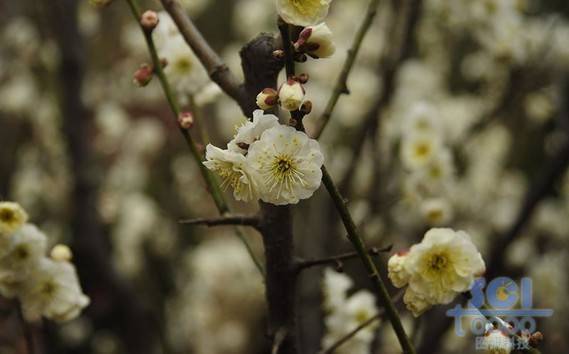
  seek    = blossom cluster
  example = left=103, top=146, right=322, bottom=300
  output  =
left=388, top=228, right=485, bottom=317
left=0, top=202, right=89, bottom=322
left=204, top=110, right=324, bottom=205
left=321, top=268, right=379, bottom=354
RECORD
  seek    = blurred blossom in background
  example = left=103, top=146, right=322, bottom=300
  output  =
left=1, top=0, right=569, bottom=353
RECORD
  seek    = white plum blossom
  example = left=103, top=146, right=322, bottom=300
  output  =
left=387, top=252, right=410, bottom=288
left=255, top=88, right=279, bottom=110
left=20, top=258, right=90, bottom=323
left=295, top=23, right=336, bottom=59
left=388, top=228, right=486, bottom=316
left=277, top=0, right=333, bottom=27
left=0, top=224, right=47, bottom=297
left=278, top=79, right=305, bottom=112
left=0, top=201, right=28, bottom=237
left=227, top=110, right=279, bottom=154
left=321, top=268, right=378, bottom=354
left=322, top=267, right=353, bottom=311
left=480, top=329, right=513, bottom=354
left=203, top=145, right=259, bottom=202
left=247, top=125, right=324, bottom=205
left=400, top=132, right=442, bottom=170
left=420, top=198, right=452, bottom=226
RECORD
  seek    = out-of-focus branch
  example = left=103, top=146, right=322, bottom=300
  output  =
left=51, top=1, right=157, bottom=353
left=16, top=302, right=35, bottom=354
left=159, top=0, right=246, bottom=108
left=180, top=214, right=260, bottom=229
left=124, top=0, right=264, bottom=275
left=311, top=0, right=383, bottom=139
left=295, top=245, right=392, bottom=272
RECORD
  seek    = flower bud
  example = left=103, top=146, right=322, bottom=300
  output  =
left=481, top=330, right=512, bottom=354
left=140, top=10, right=159, bottom=32
left=272, top=49, right=285, bottom=59
left=178, top=112, right=194, bottom=129
left=294, top=23, right=336, bottom=59
left=278, top=79, right=305, bottom=112
left=51, top=244, right=73, bottom=262
left=133, top=63, right=153, bottom=87
left=256, top=88, right=279, bottom=110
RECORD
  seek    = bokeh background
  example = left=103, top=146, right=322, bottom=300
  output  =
left=1, top=0, right=569, bottom=353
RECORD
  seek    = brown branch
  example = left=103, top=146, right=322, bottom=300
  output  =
left=159, top=0, right=246, bottom=109
left=179, top=215, right=260, bottom=229
left=295, top=245, right=392, bottom=272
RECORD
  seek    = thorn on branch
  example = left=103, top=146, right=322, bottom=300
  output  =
left=179, top=215, right=261, bottom=229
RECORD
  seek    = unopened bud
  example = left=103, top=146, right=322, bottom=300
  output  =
left=294, top=23, right=336, bottom=59
left=481, top=330, right=512, bottom=354
left=272, top=49, right=285, bottom=59
left=140, top=10, right=159, bottom=32
left=51, top=244, right=73, bottom=262
left=256, top=88, right=279, bottom=110
left=278, top=79, right=305, bottom=112
left=300, top=100, right=312, bottom=115
left=160, top=57, right=168, bottom=68
left=178, top=112, right=194, bottom=129
left=133, top=63, right=154, bottom=87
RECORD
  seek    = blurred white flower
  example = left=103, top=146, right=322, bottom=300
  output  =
left=420, top=198, right=452, bottom=226
left=400, top=132, right=442, bottom=170
left=20, top=258, right=90, bottom=322
left=277, top=0, right=333, bottom=26
left=0, top=224, right=47, bottom=297
left=0, top=201, right=28, bottom=237
left=322, top=267, right=353, bottom=311
left=247, top=125, right=324, bottom=205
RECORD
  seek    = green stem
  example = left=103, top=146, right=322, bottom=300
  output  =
left=124, top=0, right=264, bottom=276
left=278, top=18, right=415, bottom=354
left=321, top=167, right=416, bottom=354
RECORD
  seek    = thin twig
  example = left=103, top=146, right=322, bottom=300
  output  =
left=319, top=291, right=404, bottom=354
left=295, top=245, right=392, bottom=272
left=180, top=215, right=260, bottom=228
left=272, top=327, right=288, bottom=354
left=159, top=0, right=245, bottom=106
left=311, top=0, right=383, bottom=139
left=124, top=0, right=264, bottom=276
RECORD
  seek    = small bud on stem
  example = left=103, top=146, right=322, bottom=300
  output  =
left=140, top=10, right=159, bottom=32
left=178, top=112, right=194, bottom=129
left=133, top=63, right=154, bottom=87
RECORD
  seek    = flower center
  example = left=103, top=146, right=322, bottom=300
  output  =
left=15, top=245, right=30, bottom=260
left=174, top=57, right=192, bottom=73
left=0, top=209, right=15, bottom=223
left=429, top=253, right=448, bottom=271
left=414, top=143, right=431, bottom=158
left=264, top=154, right=306, bottom=198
